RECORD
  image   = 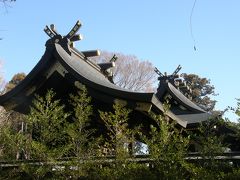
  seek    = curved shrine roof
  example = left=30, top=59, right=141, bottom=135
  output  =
left=0, top=21, right=211, bottom=128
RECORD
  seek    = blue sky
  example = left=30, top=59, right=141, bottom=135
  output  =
left=0, top=0, right=239, bottom=121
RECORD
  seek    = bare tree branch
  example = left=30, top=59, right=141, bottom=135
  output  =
left=0, top=0, right=15, bottom=12
left=92, top=51, right=157, bottom=92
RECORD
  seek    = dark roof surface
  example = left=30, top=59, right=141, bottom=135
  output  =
left=55, top=44, right=155, bottom=102
left=155, top=80, right=211, bottom=126
left=0, top=41, right=190, bottom=127
left=0, top=23, right=212, bottom=128
left=167, top=82, right=206, bottom=113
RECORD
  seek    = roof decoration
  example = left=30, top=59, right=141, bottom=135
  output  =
left=155, top=65, right=193, bottom=100
left=154, top=65, right=211, bottom=125
left=44, top=21, right=100, bottom=58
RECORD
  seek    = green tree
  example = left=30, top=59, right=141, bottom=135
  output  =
left=96, top=103, right=153, bottom=179
left=2, top=73, right=27, bottom=158
left=99, top=102, right=133, bottom=159
left=22, top=89, right=70, bottom=179
left=68, top=86, right=94, bottom=156
left=181, top=73, right=216, bottom=111
left=63, top=86, right=100, bottom=178
left=4, top=72, right=26, bottom=93
left=235, top=98, right=240, bottom=119
left=190, top=120, right=232, bottom=179
left=0, top=86, right=100, bottom=179
left=0, top=121, right=29, bottom=161
left=230, top=99, right=240, bottom=146
left=0, top=110, right=30, bottom=179
left=140, top=103, right=192, bottom=179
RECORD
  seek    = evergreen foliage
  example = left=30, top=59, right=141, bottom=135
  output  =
left=63, top=86, right=100, bottom=178
left=99, top=102, right=133, bottom=158
left=0, top=121, right=29, bottom=161
left=0, top=88, right=240, bottom=179
left=4, top=72, right=26, bottom=93
left=234, top=99, right=240, bottom=149
left=139, top=103, right=192, bottom=179
left=27, top=90, right=70, bottom=160
left=22, top=89, right=70, bottom=179
left=189, top=120, right=230, bottom=179
left=181, top=73, right=216, bottom=111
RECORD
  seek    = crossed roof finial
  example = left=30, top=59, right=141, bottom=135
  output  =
left=171, top=65, right=182, bottom=77
left=44, top=20, right=101, bottom=58
left=154, top=65, right=182, bottom=81
left=155, top=65, right=193, bottom=99
left=44, top=20, right=83, bottom=46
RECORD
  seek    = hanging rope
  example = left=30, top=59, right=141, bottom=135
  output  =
left=190, top=0, right=197, bottom=51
